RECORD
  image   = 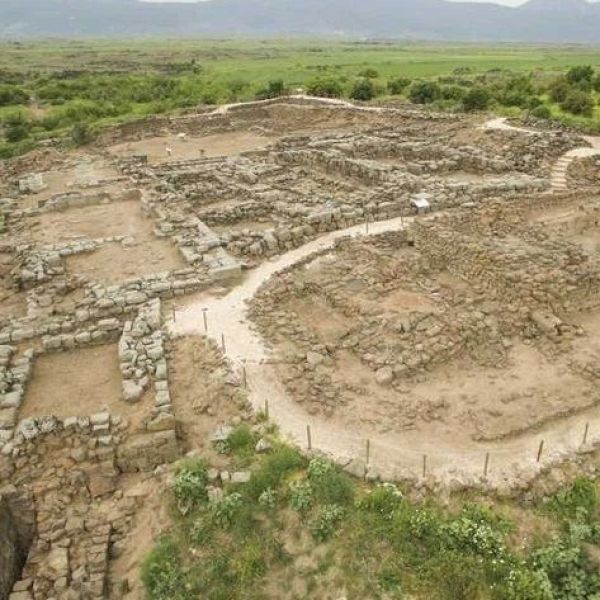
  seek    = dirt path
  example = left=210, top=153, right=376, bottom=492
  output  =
left=169, top=207, right=600, bottom=488
left=483, top=117, right=600, bottom=192
left=167, top=112, right=600, bottom=489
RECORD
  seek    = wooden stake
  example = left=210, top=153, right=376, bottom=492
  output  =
left=172, top=307, right=176, bottom=323
left=221, top=333, right=226, bottom=354
left=365, top=439, right=371, bottom=466
left=365, top=216, right=369, bottom=234
left=264, top=399, right=269, bottom=420
left=536, top=440, right=544, bottom=463
left=242, top=365, right=247, bottom=389
left=484, top=452, right=490, bottom=478
left=583, top=422, right=590, bottom=445
left=306, top=425, right=312, bottom=450
left=422, top=454, right=427, bottom=478
left=202, top=308, right=208, bottom=332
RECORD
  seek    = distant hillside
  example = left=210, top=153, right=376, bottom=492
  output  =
left=1, top=0, right=600, bottom=42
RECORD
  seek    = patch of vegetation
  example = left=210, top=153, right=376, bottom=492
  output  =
left=145, top=428, right=600, bottom=599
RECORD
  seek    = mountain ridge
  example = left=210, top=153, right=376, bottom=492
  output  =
left=1, top=0, right=600, bottom=42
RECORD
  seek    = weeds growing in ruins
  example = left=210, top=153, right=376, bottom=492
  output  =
left=144, top=441, right=600, bottom=600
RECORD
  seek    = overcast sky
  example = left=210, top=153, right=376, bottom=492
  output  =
left=142, top=0, right=530, bottom=4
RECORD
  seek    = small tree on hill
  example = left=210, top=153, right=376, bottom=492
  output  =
left=566, top=65, right=595, bottom=86
left=306, top=78, right=344, bottom=98
left=388, top=77, right=411, bottom=95
left=560, top=90, right=595, bottom=117
left=462, top=87, right=491, bottom=112
left=350, top=79, right=376, bottom=102
left=408, top=81, right=442, bottom=105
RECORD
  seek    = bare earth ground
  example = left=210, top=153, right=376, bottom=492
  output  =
left=21, top=345, right=151, bottom=429
left=29, top=199, right=145, bottom=244
left=108, top=131, right=277, bottom=162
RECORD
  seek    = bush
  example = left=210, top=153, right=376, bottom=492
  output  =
left=310, top=504, right=345, bottom=542
left=566, top=65, right=595, bottom=86
left=440, top=85, right=466, bottom=102
left=5, top=124, right=29, bottom=143
left=350, top=78, right=376, bottom=102
left=594, top=74, right=600, bottom=93
left=358, top=68, right=379, bottom=79
left=462, top=87, right=491, bottom=112
left=0, top=85, right=28, bottom=106
left=289, top=481, right=313, bottom=515
left=560, top=90, right=595, bottom=117
left=141, top=537, right=188, bottom=600
left=388, top=77, right=411, bottom=95
left=245, top=445, right=305, bottom=500
left=255, top=79, right=285, bottom=100
left=549, top=77, right=571, bottom=104
left=306, top=77, right=344, bottom=98
left=172, top=459, right=209, bottom=508
left=531, top=105, right=552, bottom=120
left=408, top=81, right=442, bottom=105
left=70, top=122, right=93, bottom=146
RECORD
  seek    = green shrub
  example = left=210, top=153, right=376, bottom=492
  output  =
left=70, top=122, right=93, bottom=146
left=408, top=81, right=442, bottom=105
left=258, top=488, right=277, bottom=509
left=549, top=478, right=598, bottom=520
left=388, top=77, right=411, bottom=95
left=566, top=65, right=595, bottom=86
left=440, top=85, right=466, bottom=102
left=358, top=68, right=379, bottom=79
left=245, top=445, right=305, bottom=500
left=560, top=90, right=595, bottom=117
left=5, top=124, right=29, bottom=143
left=357, top=483, right=403, bottom=520
left=141, top=536, right=189, bottom=600
left=549, top=77, right=571, bottom=104
left=532, top=105, right=552, bottom=120
left=211, top=492, right=244, bottom=528
left=462, top=87, right=491, bottom=111
left=306, top=77, right=344, bottom=98
left=226, top=424, right=256, bottom=457
left=255, top=79, right=286, bottom=100
left=0, top=85, right=28, bottom=106
left=172, top=459, right=209, bottom=508
left=289, top=480, right=313, bottom=515
left=311, top=469, right=354, bottom=506
left=350, top=78, right=376, bottom=101
left=594, top=74, right=600, bottom=93
left=310, top=504, right=345, bottom=542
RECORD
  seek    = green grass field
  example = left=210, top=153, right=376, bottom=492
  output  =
left=1, top=39, right=600, bottom=159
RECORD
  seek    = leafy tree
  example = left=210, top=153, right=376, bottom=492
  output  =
left=408, top=81, right=442, bottom=105
left=387, top=77, right=411, bottom=95
left=462, top=87, right=491, bottom=111
left=560, top=90, right=595, bottom=117
left=350, top=78, right=376, bottom=101
left=566, top=65, right=595, bottom=86
left=549, top=77, right=571, bottom=104
left=255, top=79, right=286, bottom=100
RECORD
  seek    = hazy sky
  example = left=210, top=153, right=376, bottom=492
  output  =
left=142, top=0, right=530, bottom=4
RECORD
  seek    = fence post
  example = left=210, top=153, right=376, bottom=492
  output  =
left=484, top=452, right=490, bottom=478
left=583, top=422, right=590, bottom=445
left=242, top=364, right=247, bottom=389
left=306, top=425, right=312, bottom=450
left=264, top=399, right=269, bottom=420
left=422, top=454, right=427, bottom=478
left=202, top=308, right=208, bottom=333
left=221, top=333, right=226, bottom=354
left=365, top=439, right=370, bottom=466
left=536, top=440, right=545, bottom=463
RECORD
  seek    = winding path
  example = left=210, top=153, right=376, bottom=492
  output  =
left=483, top=117, right=600, bottom=192
left=169, top=107, right=600, bottom=488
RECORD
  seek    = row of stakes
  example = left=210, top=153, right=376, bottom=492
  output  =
left=173, top=306, right=595, bottom=479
